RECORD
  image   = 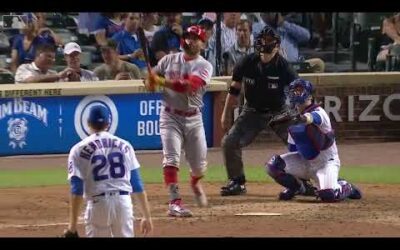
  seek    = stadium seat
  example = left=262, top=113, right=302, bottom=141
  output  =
left=0, top=72, right=15, bottom=84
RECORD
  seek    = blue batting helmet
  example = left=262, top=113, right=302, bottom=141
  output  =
left=88, top=105, right=110, bottom=126
left=288, top=78, right=314, bottom=105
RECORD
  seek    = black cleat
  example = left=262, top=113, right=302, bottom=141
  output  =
left=278, top=188, right=298, bottom=200
left=220, top=180, right=247, bottom=196
left=300, top=179, right=317, bottom=197
left=348, top=183, right=362, bottom=199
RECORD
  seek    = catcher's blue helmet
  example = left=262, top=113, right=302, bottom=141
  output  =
left=288, top=78, right=314, bottom=105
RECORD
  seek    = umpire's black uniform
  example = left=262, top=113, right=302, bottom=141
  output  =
left=221, top=31, right=298, bottom=196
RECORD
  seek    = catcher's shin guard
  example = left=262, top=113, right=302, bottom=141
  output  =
left=266, top=155, right=301, bottom=191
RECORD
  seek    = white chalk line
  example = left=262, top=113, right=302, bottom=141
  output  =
left=0, top=222, right=73, bottom=229
left=0, top=216, right=177, bottom=230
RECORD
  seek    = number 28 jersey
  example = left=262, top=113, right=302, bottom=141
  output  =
left=67, top=131, right=140, bottom=198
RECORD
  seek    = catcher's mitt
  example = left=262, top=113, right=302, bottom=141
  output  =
left=62, top=229, right=79, bottom=238
left=268, top=109, right=302, bottom=128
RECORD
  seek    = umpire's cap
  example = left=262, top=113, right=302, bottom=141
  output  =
left=88, top=105, right=110, bottom=126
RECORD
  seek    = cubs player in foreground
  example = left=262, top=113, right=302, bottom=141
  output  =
left=266, top=79, right=362, bottom=202
left=63, top=105, right=153, bottom=237
left=144, top=25, right=213, bottom=217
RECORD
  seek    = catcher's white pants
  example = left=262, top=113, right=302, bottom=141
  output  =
left=280, top=148, right=341, bottom=191
left=84, top=193, right=134, bottom=237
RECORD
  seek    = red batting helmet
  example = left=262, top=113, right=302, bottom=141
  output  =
left=183, top=25, right=206, bottom=42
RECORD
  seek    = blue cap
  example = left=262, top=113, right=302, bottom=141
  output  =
left=88, top=105, right=110, bottom=126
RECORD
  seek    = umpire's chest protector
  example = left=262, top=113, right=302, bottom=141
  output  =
left=243, top=64, right=286, bottom=110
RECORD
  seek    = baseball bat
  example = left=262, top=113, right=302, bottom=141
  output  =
left=136, top=27, right=152, bottom=75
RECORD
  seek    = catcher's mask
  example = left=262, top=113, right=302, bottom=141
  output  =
left=254, top=25, right=281, bottom=54
left=289, top=79, right=314, bottom=105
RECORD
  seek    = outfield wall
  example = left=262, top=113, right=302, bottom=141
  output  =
left=0, top=72, right=399, bottom=155
left=213, top=73, right=400, bottom=145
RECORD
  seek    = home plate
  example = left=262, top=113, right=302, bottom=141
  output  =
left=235, top=212, right=282, bottom=216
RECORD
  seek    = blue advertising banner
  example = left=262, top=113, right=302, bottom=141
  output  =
left=0, top=93, right=214, bottom=156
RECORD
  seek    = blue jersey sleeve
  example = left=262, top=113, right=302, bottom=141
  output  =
left=130, top=168, right=144, bottom=193
left=70, top=176, right=83, bottom=195
left=310, top=111, right=322, bottom=126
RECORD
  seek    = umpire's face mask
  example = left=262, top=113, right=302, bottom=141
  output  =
left=255, top=36, right=279, bottom=63
left=254, top=36, right=279, bottom=53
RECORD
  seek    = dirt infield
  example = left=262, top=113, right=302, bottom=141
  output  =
left=0, top=142, right=400, bottom=237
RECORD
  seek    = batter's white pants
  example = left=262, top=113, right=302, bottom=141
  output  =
left=84, top=193, right=134, bottom=237
left=160, top=110, right=207, bottom=177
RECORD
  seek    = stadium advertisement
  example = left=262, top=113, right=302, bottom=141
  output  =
left=0, top=93, right=213, bottom=156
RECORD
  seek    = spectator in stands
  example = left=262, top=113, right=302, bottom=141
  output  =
left=261, top=12, right=325, bottom=73
left=112, top=13, right=147, bottom=78
left=62, top=42, right=99, bottom=82
left=209, top=13, right=241, bottom=55
left=223, top=19, right=254, bottom=76
left=376, top=13, right=400, bottom=69
left=202, top=12, right=217, bottom=23
left=142, top=13, right=160, bottom=44
left=10, top=13, right=56, bottom=73
left=0, top=68, right=12, bottom=74
left=207, top=12, right=241, bottom=75
left=34, top=12, right=63, bottom=46
left=93, top=39, right=141, bottom=80
left=78, top=12, right=101, bottom=35
left=198, top=17, right=215, bottom=67
left=312, top=13, right=332, bottom=51
left=150, top=12, right=183, bottom=63
left=15, top=43, right=75, bottom=83
left=94, top=13, right=125, bottom=47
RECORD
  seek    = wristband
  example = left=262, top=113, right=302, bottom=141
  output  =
left=156, top=76, right=166, bottom=86
left=303, top=113, right=313, bottom=124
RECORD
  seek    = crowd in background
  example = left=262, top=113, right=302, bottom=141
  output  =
left=0, top=12, right=399, bottom=84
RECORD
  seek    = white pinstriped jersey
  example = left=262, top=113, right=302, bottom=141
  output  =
left=67, top=131, right=140, bottom=198
left=154, top=52, right=213, bottom=111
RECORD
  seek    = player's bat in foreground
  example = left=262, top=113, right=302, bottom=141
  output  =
left=137, top=27, right=152, bottom=75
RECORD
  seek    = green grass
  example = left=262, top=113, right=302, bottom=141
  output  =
left=0, top=165, right=399, bottom=188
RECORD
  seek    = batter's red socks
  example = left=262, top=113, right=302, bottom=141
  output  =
left=164, top=165, right=178, bottom=186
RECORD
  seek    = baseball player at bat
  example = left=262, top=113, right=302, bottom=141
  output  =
left=64, top=105, right=153, bottom=237
left=144, top=25, right=213, bottom=217
left=265, top=79, right=362, bottom=202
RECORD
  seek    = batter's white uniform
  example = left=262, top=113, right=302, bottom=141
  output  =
left=281, top=106, right=341, bottom=191
left=154, top=52, right=213, bottom=176
left=68, top=131, right=140, bottom=237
